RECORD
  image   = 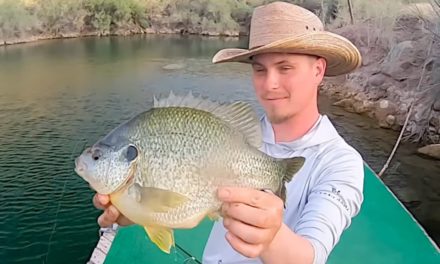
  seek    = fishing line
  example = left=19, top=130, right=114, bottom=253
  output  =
left=44, top=139, right=87, bottom=263
left=175, top=243, right=202, bottom=264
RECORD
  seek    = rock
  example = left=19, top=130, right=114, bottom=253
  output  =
left=379, top=99, right=390, bottom=109
left=374, top=99, right=398, bottom=128
left=429, top=115, right=440, bottom=129
left=333, top=98, right=356, bottom=112
left=386, top=115, right=396, bottom=126
left=59, top=32, right=80, bottom=38
left=379, top=119, right=391, bottom=129
left=431, top=57, right=440, bottom=84
left=396, top=186, right=421, bottom=204
left=367, top=74, right=388, bottom=87
left=162, top=64, right=185, bottom=70
left=428, top=135, right=440, bottom=143
left=375, top=99, right=397, bottom=113
left=222, top=30, right=239, bottom=36
left=145, top=28, right=156, bottom=34
left=365, top=87, right=387, bottom=100
left=359, top=47, right=371, bottom=66
left=380, top=41, right=416, bottom=81
left=417, top=144, right=440, bottom=160
left=352, top=100, right=374, bottom=113
left=433, top=99, right=440, bottom=111
left=333, top=98, right=355, bottom=107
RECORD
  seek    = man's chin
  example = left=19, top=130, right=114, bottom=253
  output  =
left=267, top=112, right=292, bottom=124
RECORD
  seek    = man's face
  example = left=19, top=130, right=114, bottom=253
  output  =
left=251, top=53, right=326, bottom=124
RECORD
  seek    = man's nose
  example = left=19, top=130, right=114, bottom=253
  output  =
left=264, top=70, right=280, bottom=90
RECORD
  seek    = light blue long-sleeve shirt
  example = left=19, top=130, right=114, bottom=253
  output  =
left=202, top=115, right=365, bottom=264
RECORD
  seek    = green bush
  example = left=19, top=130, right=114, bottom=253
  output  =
left=3, top=0, right=421, bottom=40
left=36, top=0, right=86, bottom=34
left=0, top=0, right=36, bottom=39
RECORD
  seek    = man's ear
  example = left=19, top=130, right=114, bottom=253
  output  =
left=315, top=57, right=327, bottom=79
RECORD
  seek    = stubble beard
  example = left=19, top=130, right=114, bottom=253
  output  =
left=266, top=108, right=294, bottom=124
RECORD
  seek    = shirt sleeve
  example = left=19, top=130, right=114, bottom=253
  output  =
left=293, top=146, right=365, bottom=264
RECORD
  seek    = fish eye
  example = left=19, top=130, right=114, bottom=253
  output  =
left=126, top=145, right=138, bottom=162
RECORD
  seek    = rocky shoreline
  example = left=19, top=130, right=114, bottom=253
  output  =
left=0, top=27, right=241, bottom=47
left=2, top=6, right=439, bottom=159
left=321, top=9, right=440, bottom=159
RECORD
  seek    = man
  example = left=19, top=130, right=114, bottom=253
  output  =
left=93, top=2, right=365, bottom=264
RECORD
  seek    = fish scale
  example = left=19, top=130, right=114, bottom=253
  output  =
left=75, top=92, right=305, bottom=254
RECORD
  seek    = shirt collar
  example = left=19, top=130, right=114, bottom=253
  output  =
left=260, top=114, right=340, bottom=151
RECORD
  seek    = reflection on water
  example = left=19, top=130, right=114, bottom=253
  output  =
left=0, top=35, right=438, bottom=263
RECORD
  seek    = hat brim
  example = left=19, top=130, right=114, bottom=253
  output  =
left=212, top=31, right=362, bottom=76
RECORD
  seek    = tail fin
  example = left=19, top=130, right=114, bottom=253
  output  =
left=277, top=156, right=305, bottom=205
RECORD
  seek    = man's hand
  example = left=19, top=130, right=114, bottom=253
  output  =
left=218, top=187, right=284, bottom=259
left=93, top=194, right=134, bottom=227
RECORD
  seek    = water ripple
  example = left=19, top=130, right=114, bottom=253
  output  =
left=1, top=36, right=439, bottom=264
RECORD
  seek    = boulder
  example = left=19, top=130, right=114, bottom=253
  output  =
left=380, top=41, right=417, bottom=81
left=332, top=98, right=355, bottom=112
left=386, top=115, right=396, bottom=126
left=374, top=99, right=398, bottom=128
left=352, top=100, right=374, bottom=114
left=417, top=144, right=440, bottom=160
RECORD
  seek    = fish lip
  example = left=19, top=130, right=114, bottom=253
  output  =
left=74, top=156, right=88, bottom=174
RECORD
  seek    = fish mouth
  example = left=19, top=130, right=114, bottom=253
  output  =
left=74, top=152, right=136, bottom=195
left=74, top=156, right=96, bottom=189
left=74, top=156, right=87, bottom=176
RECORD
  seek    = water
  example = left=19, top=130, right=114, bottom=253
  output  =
left=0, top=35, right=438, bottom=263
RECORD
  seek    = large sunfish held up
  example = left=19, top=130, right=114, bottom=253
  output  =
left=74, top=92, right=305, bottom=254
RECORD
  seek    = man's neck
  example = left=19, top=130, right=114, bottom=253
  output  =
left=271, top=106, right=320, bottom=143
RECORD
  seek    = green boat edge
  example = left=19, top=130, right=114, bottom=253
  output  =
left=90, top=163, right=440, bottom=264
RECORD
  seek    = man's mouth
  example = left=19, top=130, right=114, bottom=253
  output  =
left=266, top=97, right=288, bottom=101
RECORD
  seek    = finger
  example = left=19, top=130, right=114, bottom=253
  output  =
left=93, top=194, right=110, bottom=210
left=116, top=214, right=134, bottom=226
left=97, top=205, right=120, bottom=227
left=222, top=202, right=279, bottom=228
left=218, top=187, right=282, bottom=209
left=223, top=216, right=270, bottom=244
left=225, top=231, right=264, bottom=259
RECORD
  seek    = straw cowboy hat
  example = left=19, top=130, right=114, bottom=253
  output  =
left=212, top=1, right=362, bottom=76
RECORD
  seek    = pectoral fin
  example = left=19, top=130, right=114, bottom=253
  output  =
left=131, top=184, right=189, bottom=213
left=276, top=156, right=305, bottom=206
left=144, top=226, right=174, bottom=254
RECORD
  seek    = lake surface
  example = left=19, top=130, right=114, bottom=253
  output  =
left=0, top=35, right=438, bottom=263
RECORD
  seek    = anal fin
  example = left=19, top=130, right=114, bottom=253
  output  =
left=144, top=225, right=175, bottom=254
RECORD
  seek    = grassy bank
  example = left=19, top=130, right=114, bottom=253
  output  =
left=0, top=0, right=429, bottom=45
left=322, top=0, right=440, bottom=145
left=0, top=0, right=354, bottom=45
left=0, top=0, right=256, bottom=44
left=1, top=0, right=439, bottom=145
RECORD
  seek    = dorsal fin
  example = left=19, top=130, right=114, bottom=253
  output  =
left=153, top=91, right=262, bottom=148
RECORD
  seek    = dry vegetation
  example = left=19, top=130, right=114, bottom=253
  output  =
left=0, top=0, right=345, bottom=43
left=0, top=0, right=439, bottom=145
left=322, top=0, right=440, bottom=145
